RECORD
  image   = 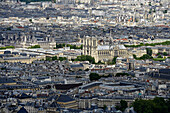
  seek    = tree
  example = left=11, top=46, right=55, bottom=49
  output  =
left=115, top=73, right=130, bottom=77
left=112, top=57, right=117, bottom=64
left=116, top=100, right=128, bottom=112
left=139, top=54, right=153, bottom=60
left=59, top=57, right=67, bottom=61
left=28, top=45, right=40, bottom=49
left=133, top=54, right=137, bottom=59
left=52, top=56, right=57, bottom=61
left=163, top=52, right=168, bottom=56
left=103, top=105, right=107, bottom=111
left=157, top=52, right=161, bottom=56
left=6, top=27, right=11, bottom=30
left=157, top=55, right=163, bottom=58
left=29, top=19, right=32, bottom=23
left=89, top=73, right=101, bottom=81
left=46, top=56, right=52, bottom=61
left=146, top=48, right=152, bottom=56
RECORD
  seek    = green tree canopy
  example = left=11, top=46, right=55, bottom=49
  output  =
left=124, top=41, right=170, bottom=48
left=0, top=46, right=14, bottom=50
left=163, top=52, right=168, bottom=56
left=28, top=45, right=40, bottom=49
left=146, top=48, right=152, bottom=56
left=115, top=73, right=130, bottom=77
left=116, top=100, right=128, bottom=112
left=75, top=55, right=95, bottom=64
left=55, top=43, right=83, bottom=49
left=133, top=97, right=169, bottom=113
left=89, top=73, right=101, bottom=81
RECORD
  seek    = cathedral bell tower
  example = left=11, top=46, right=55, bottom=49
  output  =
left=83, top=36, right=98, bottom=62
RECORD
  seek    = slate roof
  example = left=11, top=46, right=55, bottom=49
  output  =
left=17, top=107, right=28, bottom=113
left=17, top=93, right=32, bottom=99
left=57, top=95, right=75, bottom=102
left=0, top=78, right=16, bottom=84
left=97, top=45, right=126, bottom=50
left=47, top=94, right=75, bottom=103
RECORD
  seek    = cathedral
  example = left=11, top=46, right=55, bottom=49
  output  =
left=83, top=36, right=128, bottom=63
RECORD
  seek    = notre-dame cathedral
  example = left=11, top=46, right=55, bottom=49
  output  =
left=83, top=36, right=128, bottom=62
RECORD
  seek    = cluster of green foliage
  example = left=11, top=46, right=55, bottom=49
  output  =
left=115, top=73, right=130, bottom=77
left=125, top=41, right=170, bottom=48
left=116, top=100, right=128, bottom=112
left=55, top=43, right=83, bottom=49
left=89, top=73, right=101, bottom=81
left=0, top=46, right=14, bottom=50
left=153, top=58, right=166, bottom=61
left=139, top=54, right=153, bottom=60
left=133, top=97, right=170, bottom=113
left=6, top=27, right=11, bottom=30
left=157, top=52, right=169, bottom=56
left=163, top=52, right=168, bottom=56
left=29, top=19, right=33, bottom=23
left=146, top=48, right=152, bottom=56
left=45, top=56, right=67, bottom=61
left=74, top=55, right=95, bottom=64
left=28, top=45, right=40, bottom=49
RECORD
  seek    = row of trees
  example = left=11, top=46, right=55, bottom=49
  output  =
left=45, top=55, right=117, bottom=65
left=0, top=46, right=14, bottom=50
left=115, top=73, right=131, bottom=77
left=125, top=41, right=170, bottom=48
left=55, top=43, right=83, bottom=49
left=113, top=97, right=169, bottom=113
left=74, top=55, right=95, bottom=64
left=28, top=45, right=40, bottom=49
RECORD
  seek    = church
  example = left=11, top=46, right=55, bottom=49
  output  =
left=83, top=36, right=128, bottom=63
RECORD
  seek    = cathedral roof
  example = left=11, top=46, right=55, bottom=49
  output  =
left=97, top=45, right=126, bottom=50
left=97, top=45, right=110, bottom=50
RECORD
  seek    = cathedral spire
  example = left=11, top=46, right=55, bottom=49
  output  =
left=109, top=28, right=112, bottom=49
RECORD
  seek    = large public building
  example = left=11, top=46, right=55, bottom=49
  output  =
left=83, top=36, right=128, bottom=62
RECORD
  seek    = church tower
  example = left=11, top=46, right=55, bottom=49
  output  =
left=83, top=36, right=98, bottom=62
